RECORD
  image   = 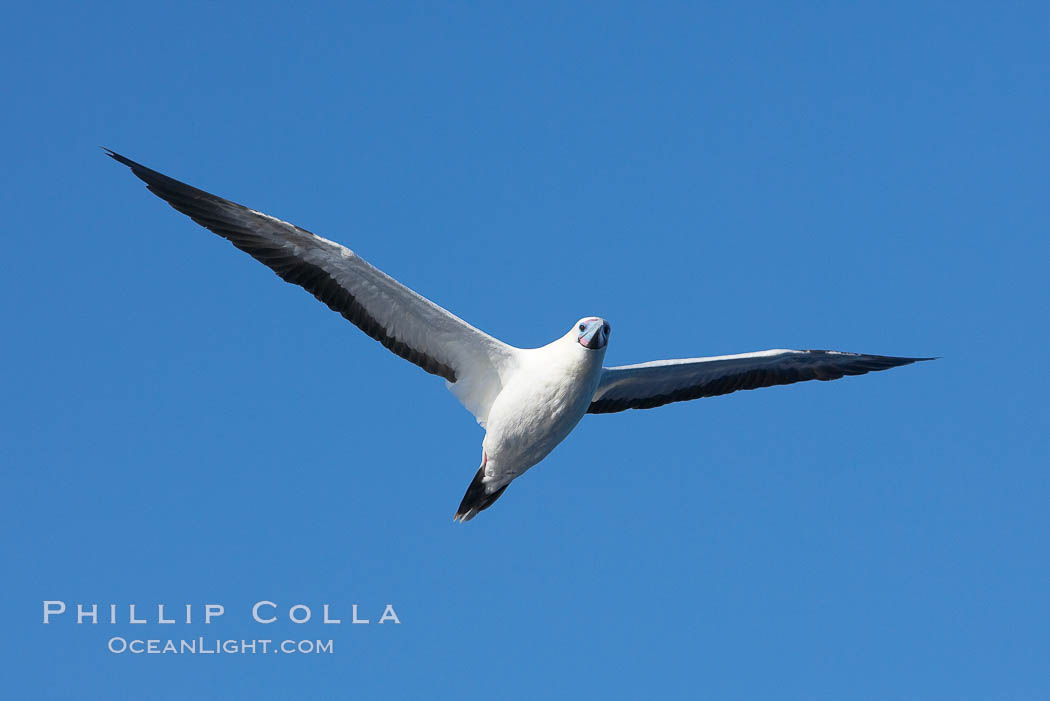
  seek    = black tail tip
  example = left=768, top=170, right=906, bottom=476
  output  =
left=454, top=466, right=508, bottom=523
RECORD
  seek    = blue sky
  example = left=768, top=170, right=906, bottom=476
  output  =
left=2, top=2, right=1047, bottom=699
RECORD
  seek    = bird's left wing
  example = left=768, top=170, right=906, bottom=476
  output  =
left=588, top=349, right=932, bottom=414
left=107, top=150, right=518, bottom=425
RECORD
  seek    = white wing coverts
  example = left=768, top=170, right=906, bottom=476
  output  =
left=589, top=349, right=932, bottom=414
left=106, top=150, right=518, bottom=426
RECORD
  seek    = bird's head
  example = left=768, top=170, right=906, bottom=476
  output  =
left=574, top=317, right=611, bottom=351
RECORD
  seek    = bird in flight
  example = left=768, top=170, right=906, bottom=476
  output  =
left=106, top=150, right=932, bottom=522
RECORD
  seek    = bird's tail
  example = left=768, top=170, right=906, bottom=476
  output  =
left=454, top=466, right=509, bottom=523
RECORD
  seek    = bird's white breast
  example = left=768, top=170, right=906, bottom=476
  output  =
left=480, top=337, right=606, bottom=487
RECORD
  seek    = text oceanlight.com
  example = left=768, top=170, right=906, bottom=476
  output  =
left=107, top=637, right=334, bottom=655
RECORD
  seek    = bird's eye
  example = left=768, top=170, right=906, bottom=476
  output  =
left=604, top=324, right=610, bottom=334
left=579, top=323, right=587, bottom=332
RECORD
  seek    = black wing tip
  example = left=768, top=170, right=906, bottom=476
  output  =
left=874, top=355, right=938, bottom=365
left=102, top=146, right=136, bottom=167
left=885, top=355, right=938, bottom=365
left=102, top=147, right=161, bottom=183
left=102, top=148, right=205, bottom=203
left=804, top=350, right=938, bottom=365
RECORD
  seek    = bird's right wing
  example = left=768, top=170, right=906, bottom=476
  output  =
left=589, top=349, right=932, bottom=414
left=107, top=150, right=518, bottom=425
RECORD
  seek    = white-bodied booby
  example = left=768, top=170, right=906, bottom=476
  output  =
left=106, top=150, right=933, bottom=522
